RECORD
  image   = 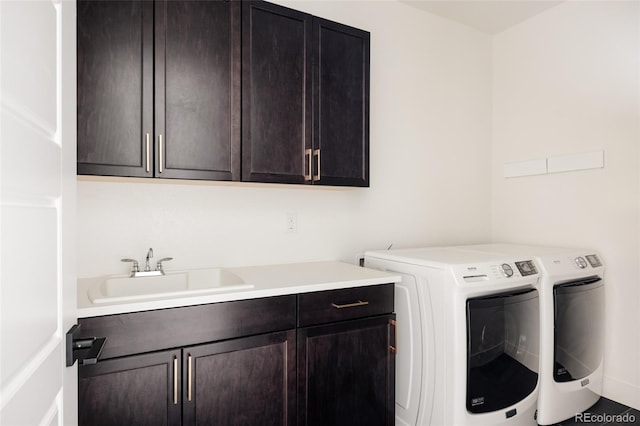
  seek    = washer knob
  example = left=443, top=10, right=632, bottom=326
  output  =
left=575, top=257, right=588, bottom=269
left=501, top=263, right=514, bottom=277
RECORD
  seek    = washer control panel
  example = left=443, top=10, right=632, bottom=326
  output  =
left=459, top=260, right=538, bottom=284
left=585, top=254, right=602, bottom=267
left=538, top=252, right=604, bottom=275
left=515, top=260, right=537, bottom=276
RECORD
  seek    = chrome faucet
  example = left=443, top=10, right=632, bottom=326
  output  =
left=144, top=248, right=153, bottom=272
left=121, top=248, right=172, bottom=277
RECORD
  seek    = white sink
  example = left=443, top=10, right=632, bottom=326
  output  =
left=88, top=268, right=253, bottom=304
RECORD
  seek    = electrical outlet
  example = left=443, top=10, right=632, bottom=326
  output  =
left=285, top=212, right=297, bottom=233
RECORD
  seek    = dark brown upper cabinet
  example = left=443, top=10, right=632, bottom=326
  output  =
left=78, top=0, right=369, bottom=187
left=241, top=1, right=312, bottom=184
left=242, top=1, right=370, bottom=187
left=77, top=0, right=241, bottom=181
left=77, top=0, right=153, bottom=178
left=313, top=18, right=370, bottom=187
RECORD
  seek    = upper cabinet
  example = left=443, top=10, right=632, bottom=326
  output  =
left=77, top=0, right=153, bottom=178
left=241, top=1, right=312, bottom=184
left=155, top=0, right=241, bottom=180
left=78, top=0, right=369, bottom=187
left=242, top=1, right=370, bottom=187
left=313, top=18, right=370, bottom=187
left=77, top=0, right=240, bottom=180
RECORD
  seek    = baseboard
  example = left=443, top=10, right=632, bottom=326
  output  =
left=603, top=375, right=640, bottom=410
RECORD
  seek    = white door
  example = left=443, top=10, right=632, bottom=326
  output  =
left=1, top=1, right=77, bottom=425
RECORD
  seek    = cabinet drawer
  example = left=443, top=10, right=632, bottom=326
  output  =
left=78, top=295, right=296, bottom=360
left=297, top=284, right=394, bottom=327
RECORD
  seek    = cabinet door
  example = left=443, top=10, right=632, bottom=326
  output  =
left=313, top=18, right=370, bottom=187
left=77, top=0, right=153, bottom=177
left=155, top=0, right=241, bottom=180
left=298, top=315, right=395, bottom=426
left=242, top=1, right=312, bottom=184
left=183, top=330, right=296, bottom=425
left=78, top=349, right=181, bottom=426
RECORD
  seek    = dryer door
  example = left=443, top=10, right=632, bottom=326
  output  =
left=466, top=289, right=539, bottom=414
left=553, top=276, right=604, bottom=382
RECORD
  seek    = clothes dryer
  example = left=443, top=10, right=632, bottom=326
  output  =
left=463, top=244, right=605, bottom=425
left=364, top=246, right=541, bottom=426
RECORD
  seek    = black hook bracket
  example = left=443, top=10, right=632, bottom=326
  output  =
left=66, top=324, right=107, bottom=367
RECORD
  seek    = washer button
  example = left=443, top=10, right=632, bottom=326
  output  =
left=501, top=263, right=514, bottom=277
left=575, top=257, right=588, bottom=269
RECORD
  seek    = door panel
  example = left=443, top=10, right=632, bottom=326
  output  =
left=313, top=18, right=369, bottom=187
left=553, top=277, right=604, bottom=382
left=242, top=1, right=312, bottom=183
left=466, top=289, right=539, bottom=414
left=183, top=330, right=296, bottom=425
left=1, top=0, right=74, bottom=424
left=156, top=0, right=240, bottom=180
left=298, top=316, right=395, bottom=426
left=78, top=350, right=181, bottom=426
left=77, top=0, right=153, bottom=177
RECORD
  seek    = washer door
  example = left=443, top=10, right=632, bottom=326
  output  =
left=554, top=276, right=604, bottom=382
left=466, top=289, right=539, bottom=414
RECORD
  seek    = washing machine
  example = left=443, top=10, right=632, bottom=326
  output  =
left=462, top=244, right=605, bottom=425
left=364, top=246, right=541, bottom=426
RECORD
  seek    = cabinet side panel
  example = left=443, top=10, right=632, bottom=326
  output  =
left=77, top=0, right=149, bottom=175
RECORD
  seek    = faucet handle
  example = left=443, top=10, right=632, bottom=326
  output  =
left=156, top=257, right=173, bottom=273
left=121, top=258, right=140, bottom=274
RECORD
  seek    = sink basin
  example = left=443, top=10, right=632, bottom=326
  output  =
left=88, top=268, right=253, bottom=304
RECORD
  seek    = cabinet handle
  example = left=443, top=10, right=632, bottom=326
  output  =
left=305, top=148, right=312, bottom=181
left=159, top=134, right=164, bottom=173
left=331, top=300, right=369, bottom=309
left=173, top=356, right=178, bottom=405
left=145, top=133, right=150, bottom=173
left=313, top=148, right=321, bottom=181
left=389, top=319, right=398, bottom=354
left=187, top=354, right=193, bottom=402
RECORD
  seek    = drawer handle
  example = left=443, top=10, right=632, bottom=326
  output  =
left=305, top=148, right=312, bottom=181
left=159, top=134, right=164, bottom=173
left=390, top=319, right=398, bottom=354
left=313, top=148, right=321, bottom=181
left=188, top=354, right=193, bottom=401
left=173, top=356, right=178, bottom=405
left=145, top=133, right=150, bottom=173
left=331, top=300, right=369, bottom=309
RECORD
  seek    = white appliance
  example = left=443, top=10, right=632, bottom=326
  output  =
left=462, top=244, right=605, bottom=425
left=364, top=247, right=541, bottom=426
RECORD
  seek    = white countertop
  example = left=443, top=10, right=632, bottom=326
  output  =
left=77, top=261, right=401, bottom=318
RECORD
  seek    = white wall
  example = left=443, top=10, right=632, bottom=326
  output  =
left=76, top=0, right=640, bottom=411
left=491, top=1, right=640, bottom=409
left=76, top=1, right=493, bottom=277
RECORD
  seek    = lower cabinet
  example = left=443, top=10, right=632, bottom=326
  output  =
left=183, top=330, right=296, bottom=425
left=297, top=316, right=396, bottom=426
left=78, top=349, right=181, bottom=426
left=79, top=330, right=295, bottom=426
left=77, top=285, right=395, bottom=425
